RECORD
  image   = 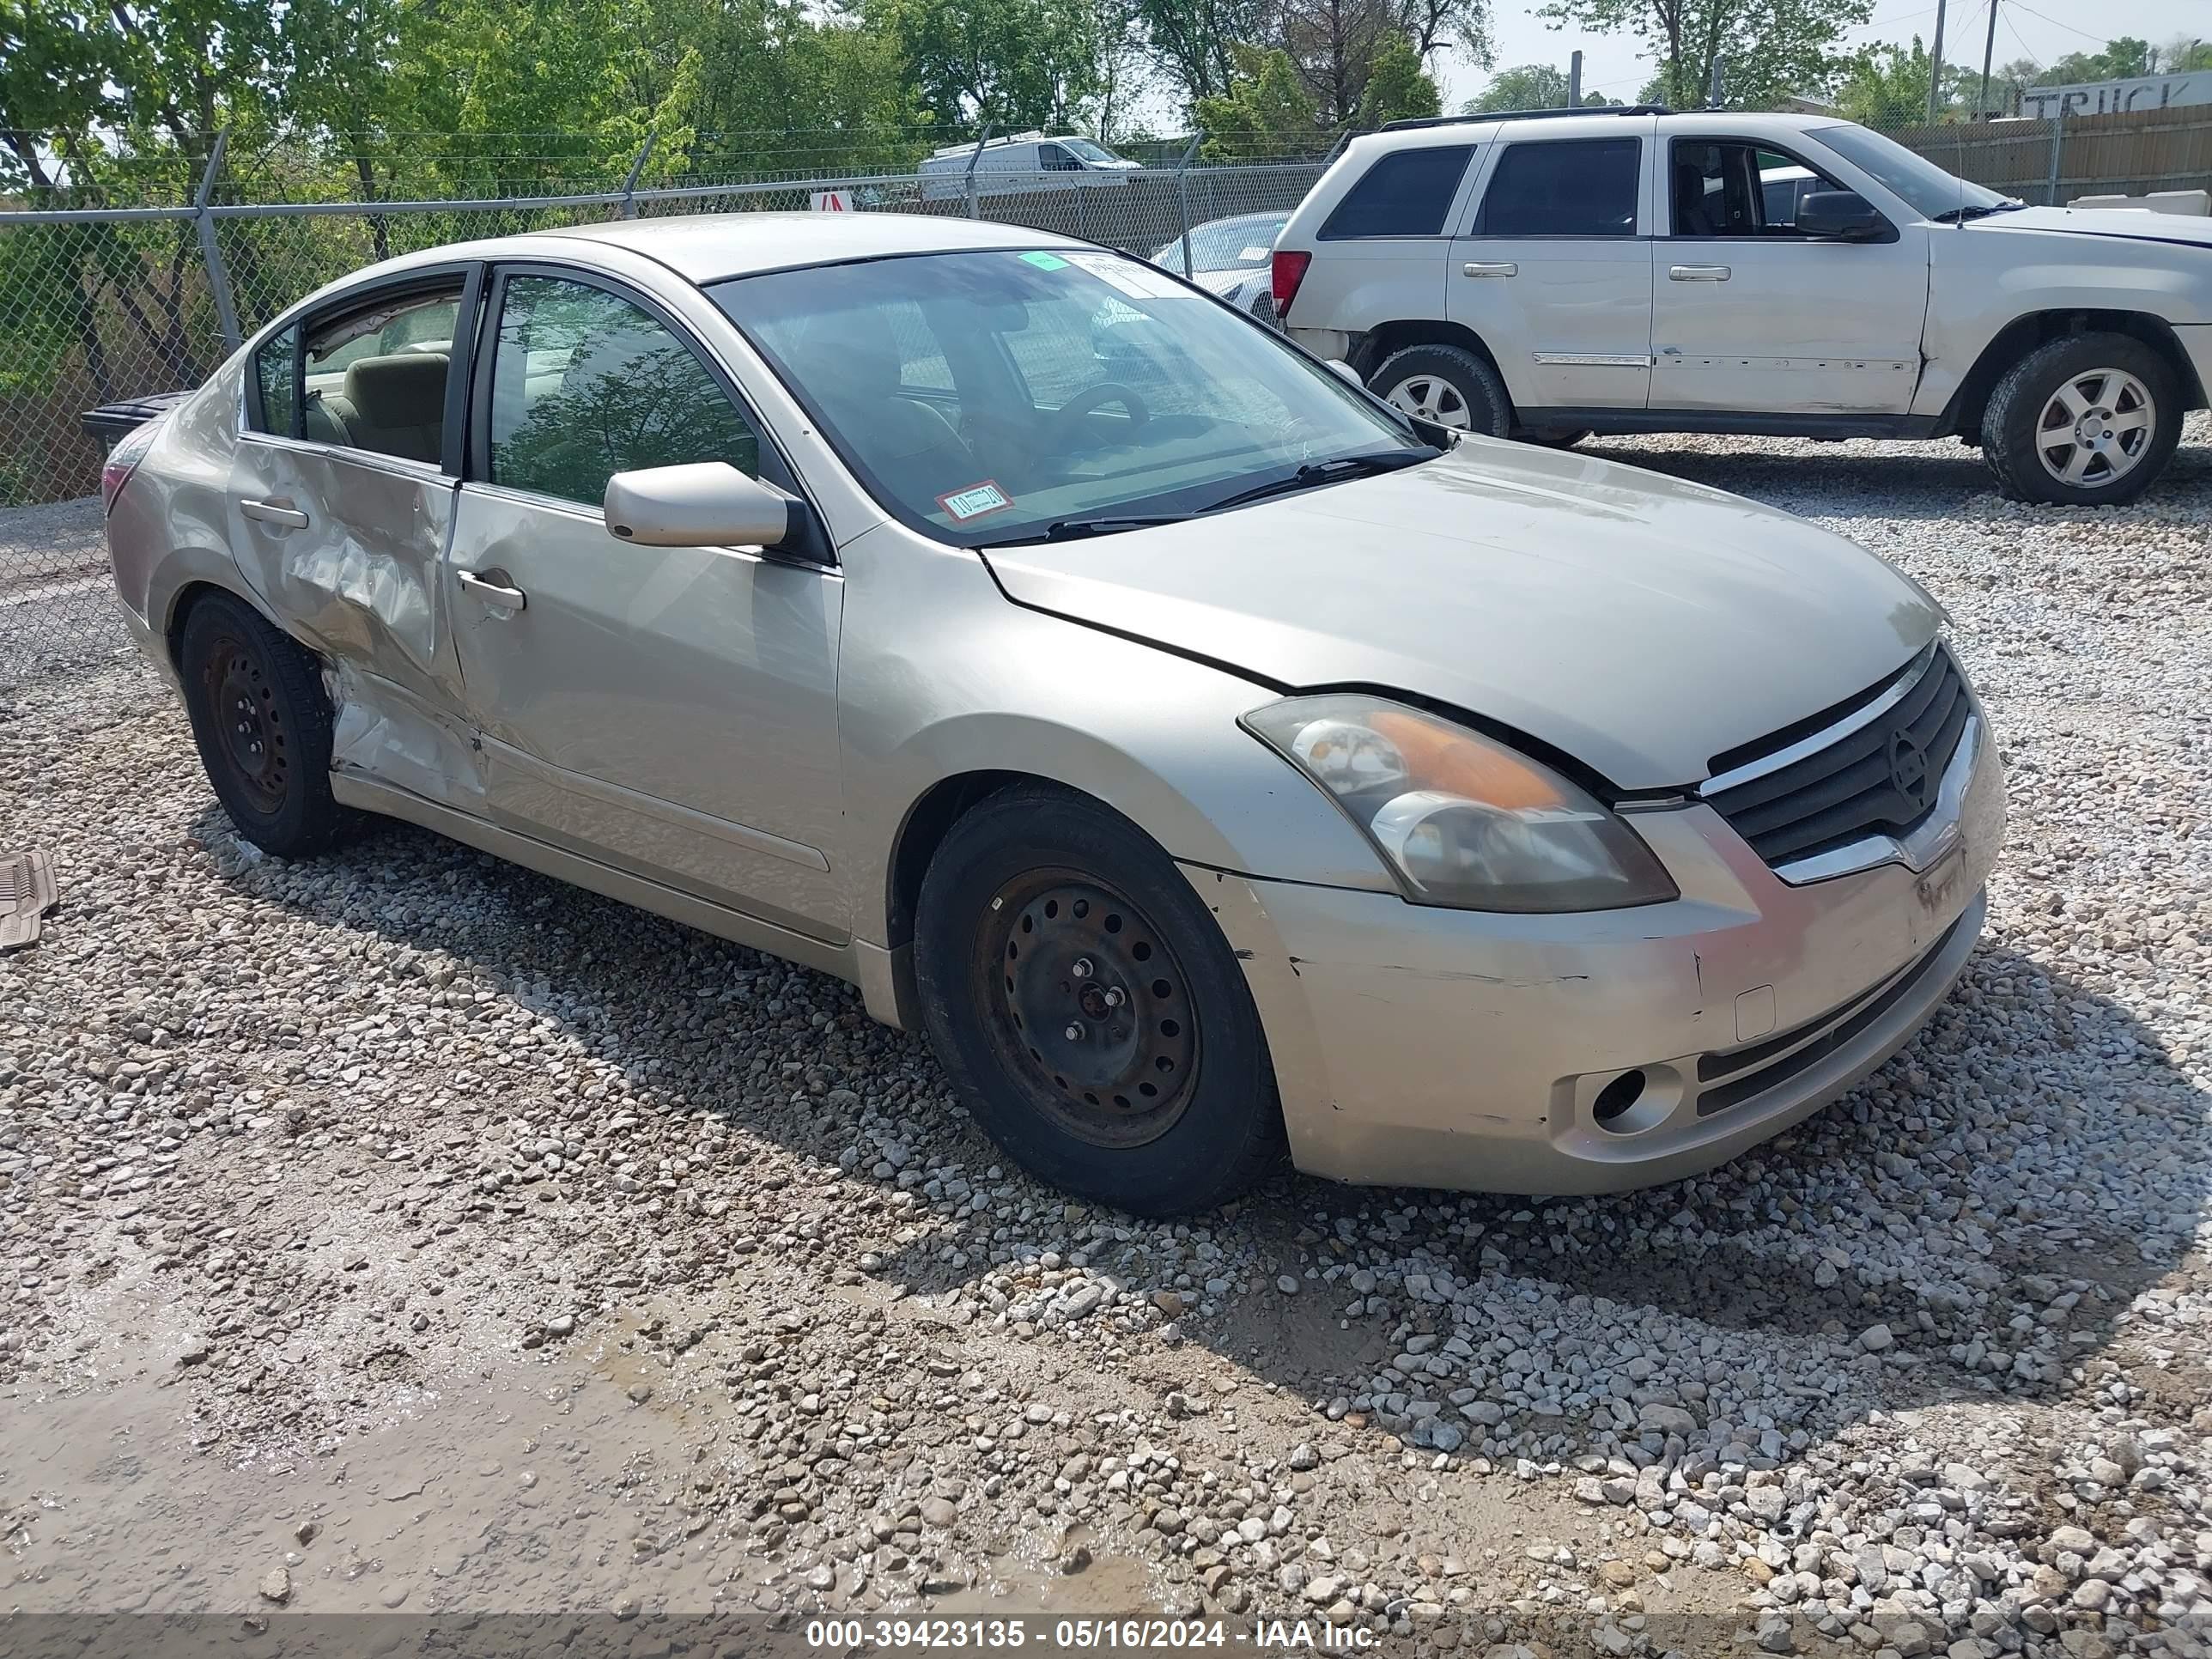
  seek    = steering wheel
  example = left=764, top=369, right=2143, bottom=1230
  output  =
left=1050, top=381, right=1151, bottom=440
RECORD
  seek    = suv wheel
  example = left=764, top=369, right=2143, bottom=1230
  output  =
left=1981, top=333, right=2181, bottom=506
left=179, top=591, right=349, bottom=856
left=1370, top=344, right=1512, bottom=438
left=913, top=785, right=1283, bottom=1216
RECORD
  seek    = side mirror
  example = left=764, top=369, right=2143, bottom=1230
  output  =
left=604, top=461, right=788, bottom=548
left=1797, top=189, right=1887, bottom=242
left=1324, top=359, right=1364, bottom=387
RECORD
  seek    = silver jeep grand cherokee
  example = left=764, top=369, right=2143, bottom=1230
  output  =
left=102, top=212, right=2002, bottom=1215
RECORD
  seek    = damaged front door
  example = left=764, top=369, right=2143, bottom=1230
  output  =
left=444, top=267, right=847, bottom=943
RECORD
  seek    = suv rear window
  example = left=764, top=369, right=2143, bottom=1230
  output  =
left=1474, top=137, right=1642, bottom=238
left=1320, top=146, right=1474, bottom=240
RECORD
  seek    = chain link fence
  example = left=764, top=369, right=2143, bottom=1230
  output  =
left=5, top=106, right=2206, bottom=681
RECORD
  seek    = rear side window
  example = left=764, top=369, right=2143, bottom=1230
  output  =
left=1475, top=138, right=1642, bottom=238
left=1320, top=146, right=1474, bottom=240
left=252, top=325, right=298, bottom=436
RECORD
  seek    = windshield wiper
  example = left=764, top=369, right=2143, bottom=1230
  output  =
left=1930, top=200, right=2026, bottom=224
left=1199, top=447, right=1437, bottom=515
left=1038, top=514, right=1194, bottom=541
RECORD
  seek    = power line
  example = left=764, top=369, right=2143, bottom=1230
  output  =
left=2002, top=1, right=2108, bottom=44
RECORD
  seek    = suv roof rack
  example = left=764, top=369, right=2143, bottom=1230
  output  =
left=1379, top=105, right=1672, bottom=131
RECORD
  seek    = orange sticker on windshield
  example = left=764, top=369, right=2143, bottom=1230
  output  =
left=938, top=480, right=1014, bottom=522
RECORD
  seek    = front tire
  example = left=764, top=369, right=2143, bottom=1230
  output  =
left=1370, top=343, right=1512, bottom=438
left=1980, top=333, right=2180, bottom=506
left=913, top=786, right=1283, bottom=1216
left=178, top=591, right=349, bottom=856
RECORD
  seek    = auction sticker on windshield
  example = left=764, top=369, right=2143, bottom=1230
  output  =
left=937, top=480, right=1015, bottom=522
left=1065, top=252, right=1190, bottom=301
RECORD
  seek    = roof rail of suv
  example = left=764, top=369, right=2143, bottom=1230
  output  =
left=1378, top=105, right=1673, bottom=131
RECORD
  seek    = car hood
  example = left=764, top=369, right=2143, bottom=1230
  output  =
left=981, top=441, right=1942, bottom=790
left=1969, top=204, right=2212, bottom=248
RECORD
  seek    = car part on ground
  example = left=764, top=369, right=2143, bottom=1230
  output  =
left=0, top=848, right=58, bottom=951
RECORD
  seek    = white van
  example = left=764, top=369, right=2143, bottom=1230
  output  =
left=917, top=132, right=1140, bottom=200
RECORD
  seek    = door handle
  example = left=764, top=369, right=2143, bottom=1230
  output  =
left=1462, top=261, right=1518, bottom=278
left=457, top=568, right=527, bottom=611
left=240, top=497, right=310, bottom=529
left=1668, top=264, right=1732, bottom=282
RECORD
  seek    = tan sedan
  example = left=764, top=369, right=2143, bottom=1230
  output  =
left=102, top=214, right=2002, bottom=1215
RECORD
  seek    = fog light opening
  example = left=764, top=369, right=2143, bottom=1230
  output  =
left=1593, top=1069, right=1648, bottom=1130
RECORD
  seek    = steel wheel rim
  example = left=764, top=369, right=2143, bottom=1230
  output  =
left=972, top=870, right=1200, bottom=1149
left=2035, top=368, right=2154, bottom=489
left=1384, top=374, right=1472, bottom=429
left=200, top=633, right=289, bottom=811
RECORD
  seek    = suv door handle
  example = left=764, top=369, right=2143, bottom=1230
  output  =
left=240, top=497, right=310, bottom=529
left=1668, top=264, right=1732, bottom=282
left=1462, top=261, right=1518, bottom=278
left=457, top=568, right=527, bottom=611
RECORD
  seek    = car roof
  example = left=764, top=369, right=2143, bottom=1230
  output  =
left=537, top=211, right=1091, bottom=283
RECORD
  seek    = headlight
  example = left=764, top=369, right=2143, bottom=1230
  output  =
left=1243, top=696, right=1678, bottom=913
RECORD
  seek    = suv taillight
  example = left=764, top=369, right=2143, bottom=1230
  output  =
left=1271, top=250, right=1312, bottom=319
left=100, top=419, right=163, bottom=514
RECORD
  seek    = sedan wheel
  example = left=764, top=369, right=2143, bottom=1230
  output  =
left=976, top=872, right=1199, bottom=1148
left=2034, top=368, right=2154, bottom=490
left=912, top=785, right=1282, bottom=1215
left=179, top=589, right=349, bottom=856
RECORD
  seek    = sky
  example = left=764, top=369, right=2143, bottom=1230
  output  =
left=1435, top=0, right=2212, bottom=110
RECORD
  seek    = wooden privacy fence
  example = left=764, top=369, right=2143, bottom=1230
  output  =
left=1891, top=103, right=2212, bottom=205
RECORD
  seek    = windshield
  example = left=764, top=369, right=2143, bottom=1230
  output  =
left=1060, top=137, right=1122, bottom=164
left=1808, top=122, right=2007, bottom=220
left=713, top=248, right=1428, bottom=545
left=1152, top=216, right=1285, bottom=271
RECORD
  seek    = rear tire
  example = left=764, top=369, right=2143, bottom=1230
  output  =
left=179, top=591, right=349, bottom=857
left=913, top=785, right=1283, bottom=1216
left=1980, top=332, right=2180, bottom=506
left=1370, top=343, right=1512, bottom=438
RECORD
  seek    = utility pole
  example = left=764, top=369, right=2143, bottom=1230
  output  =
left=1978, top=0, right=2000, bottom=118
left=1926, top=0, right=1949, bottom=123
left=1568, top=50, right=1583, bottom=107
left=1707, top=56, right=1723, bottom=108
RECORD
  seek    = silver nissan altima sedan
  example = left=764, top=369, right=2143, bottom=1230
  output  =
left=102, top=213, right=2003, bottom=1215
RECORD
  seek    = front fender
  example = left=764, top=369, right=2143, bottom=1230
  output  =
left=834, top=525, right=1395, bottom=953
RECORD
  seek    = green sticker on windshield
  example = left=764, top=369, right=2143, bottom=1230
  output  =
left=1020, top=251, right=1071, bottom=270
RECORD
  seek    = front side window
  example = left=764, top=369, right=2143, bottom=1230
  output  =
left=1670, top=140, right=1849, bottom=235
left=1474, top=138, right=1641, bottom=238
left=301, top=284, right=464, bottom=462
left=252, top=325, right=298, bottom=436
left=488, top=275, right=761, bottom=510
left=1039, top=144, right=1080, bottom=171
left=715, top=248, right=1431, bottom=546
left=1321, top=146, right=1474, bottom=239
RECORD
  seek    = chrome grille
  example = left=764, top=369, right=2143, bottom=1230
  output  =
left=1704, top=645, right=1972, bottom=870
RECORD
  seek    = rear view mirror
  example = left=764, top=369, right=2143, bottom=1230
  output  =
left=1797, top=190, right=1888, bottom=242
left=604, top=462, right=788, bottom=548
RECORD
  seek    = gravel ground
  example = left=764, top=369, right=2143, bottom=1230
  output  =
left=3, top=428, right=2210, bottom=1656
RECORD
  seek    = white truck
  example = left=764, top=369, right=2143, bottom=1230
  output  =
left=918, top=131, right=1140, bottom=201
left=1270, top=106, right=2212, bottom=505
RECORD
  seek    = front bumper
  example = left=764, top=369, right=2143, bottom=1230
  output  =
left=1192, top=712, right=2004, bottom=1194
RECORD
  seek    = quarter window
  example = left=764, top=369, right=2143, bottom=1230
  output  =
left=1474, top=138, right=1641, bottom=238
left=1320, top=146, right=1474, bottom=240
left=300, top=284, right=465, bottom=463
left=488, top=275, right=763, bottom=510
left=252, top=325, right=298, bottom=436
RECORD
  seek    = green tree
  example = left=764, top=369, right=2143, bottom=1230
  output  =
left=1194, top=44, right=1324, bottom=159
left=873, top=0, right=1103, bottom=130
left=1834, top=35, right=1984, bottom=125
left=1357, top=35, right=1442, bottom=125
left=1462, top=61, right=1614, bottom=111
left=1538, top=0, right=1872, bottom=111
left=1133, top=0, right=1271, bottom=106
